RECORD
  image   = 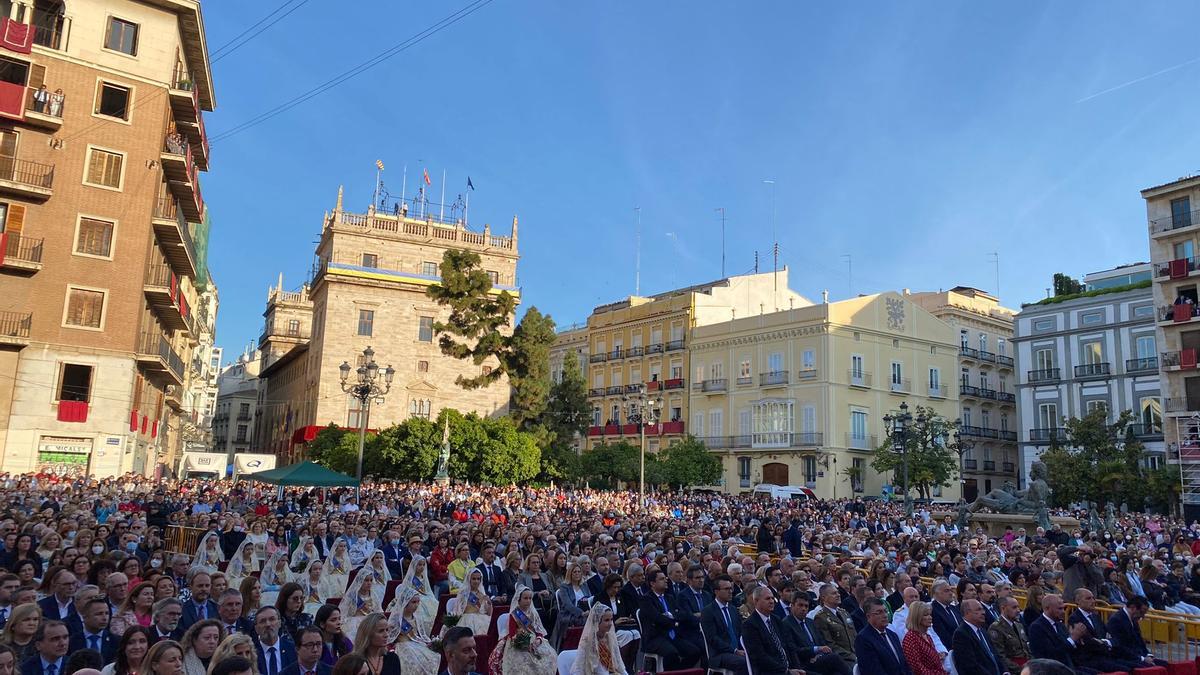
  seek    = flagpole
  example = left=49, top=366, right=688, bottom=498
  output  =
left=373, top=166, right=381, bottom=209
left=401, top=164, right=407, bottom=206
left=439, top=169, right=446, bottom=222
left=465, top=189, right=469, bottom=227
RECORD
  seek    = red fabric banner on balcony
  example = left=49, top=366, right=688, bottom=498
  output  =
left=0, top=80, right=23, bottom=120
left=1183, top=349, right=1197, bottom=370
left=1176, top=306, right=1194, bottom=323
left=1171, top=258, right=1190, bottom=279
left=0, top=19, right=32, bottom=54
left=130, top=410, right=138, bottom=432
left=150, top=419, right=158, bottom=438
left=140, top=414, right=148, bottom=435
left=169, top=272, right=178, bottom=302
left=57, top=400, right=88, bottom=423
left=0, top=232, right=6, bottom=266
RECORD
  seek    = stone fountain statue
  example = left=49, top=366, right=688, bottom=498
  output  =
left=967, top=460, right=1051, bottom=514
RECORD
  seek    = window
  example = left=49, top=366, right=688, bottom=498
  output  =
left=739, top=360, right=751, bottom=379
left=979, top=372, right=989, bottom=390
left=104, top=17, right=139, bottom=55
left=709, top=410, right=723, bottom=437
left=418, top=316, right=434, bottom=342
left=929, top=368, right=940, bottom=391
left=738, top=458, right=751, bottom=485
left=768, top=352, right=783, bottom=373
left=1081, top=341, right=1103, bottom=364
left=357, top=309, right=374, bottom=336
left=417, top=360, right=429, bottom=373
left=1176, top=241, right=1195, bottom=260
left=961, top=408, right=972, bottom=426
left=1133, top=305, right=1155, bottom=319
left=57, top=363, right=92, bottom=402
left=997, top=338, right=1006, bottom=356
left=422, top=261, right=439, bottom=276
left=960, top=329, right=969, bottom=348
left=751, top=399, right=793, bottom=446
left=709, top=362, right=723, bottom=379
left=238, top=403, right=249, bottom=416
left=1033, top=318, right=1054, bottom=331
left=486, top=270, right=499, bottom=285
left=1173, top=196, right=1192, bottom=229
left=64, top=287, right=105, bottom=328
left=609, top=404, right=620, bottom=424
left=94, top=82, right=130, bottom=120
left=891, top=362, right=902, bottom=385
left=1136, top=335, right=1156, bottom=359
left=851, top=458, right=865, bottom=492
left=1000, top=414, right=1009, bottom=432
left=851, top=354, right=864, bottom=377
left=74, top=217, right=114, bottom=258
left=235, top=425, right=248, bottom=443
left=1085, top=400, right=1109, bottom=418
left=1081, top=312, right=1103, bottom=326
left=803, top=456, right=817, bottom=484
left=361, top=253, right=378, bottom=268
left=979, top=333, right=988, bottom=352
left=961, top=367, right=970, bottom=386
left=1034, top=348, right=1054, bottom=370
left=802, top=349, right=815, bottom=370
left=739, top=409, right=752, bottom=435
left=850, top=410, right=867, bottom=440
left=287, top=319, right=300, bottom=336
left=691, top=412, right=705, bottom=437
left=85, top=147, right=124, bottom=189
left=981, top=410, right=991, bottom=429
left=1038, top=403, right=1058, bottom=429
left=592, top=407, right=601, bottom=427
left=1141, top=397, right=1162, bottom=431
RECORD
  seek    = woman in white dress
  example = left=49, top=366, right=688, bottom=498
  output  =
left=225, top=541, right=258, bottom=591
left=300, top=560, right=335, bottom=613
left=386, top=587, right=441, bottom=674
left=325, top=537, right=352, bottom=595
left=244, top=521, right=269, bottom=564
left=338, top=569, right=382, bottom=639
left=392, top=555, right=437, bottom=634
left=193, top=533, right=225, bottom=574
left=363, top=550, right=391, bottom=605
left=571, top=605, right=626, bottom=675
left=290, top=537, right=318, bottom=572
left=492, top=585, right=557, bottom=675
left=259, top=552, right=291, bottom=607
left=449, top=568, right=492, bottom=636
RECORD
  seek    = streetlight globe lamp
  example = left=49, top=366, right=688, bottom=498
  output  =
left=339, top=346, right=393, bottom=503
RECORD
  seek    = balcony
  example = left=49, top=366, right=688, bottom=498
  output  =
left=1, top=234, right=42, bottom=273
left=1166, top=398, right=1199, bottom=414
left=588, top=353, right=607, bottom=364
left=1029, top=427, right=1068, bottom=443
left=23, top=85, right=64, bottom=130
left=848, top=370, right=872, bottom=388
left=1003, top=461, right=1016, bottom=473
left=620, top=384, right=640, bottom=395
left=646, top=343, right=664, bottom=355
left=1160, top=303, right=1200, bottom=326
left=845, top=433, right=877, bottom=450
left=889, top=378, right=911, bottom=394
left=0, top=310, right=30, bottom=346
left=760, top=371, right=789, bottom=387
left=666, top=339, right=685, bottom=351
left=1074, top=362, right=1111, bottom=380
left=625, top=346, right=644, bottom=358
left=978, top=350, right=997, bottom=364
left=995, top=354, right=1014, bottom=368
left=964, top=459, right=978, bottom=470
left=620, top=423, right=639, bottom=435
left=960, top=425, right=999, bottom=439
left=0, top=157, right=53, bottom=200
left=1155, top=257, right=1200, bottom=280
left=692, top=379, right=727, bottom=393
left=928, top=384, right=946, bottom=398
left=996, top=391, right=1016, bottom=403
left=983, top=460, right=996, bottom=471
left=32, top=12, right=71, bottom=51
left=960, top=385, right=997, bottom=400
left=1127, top=356, right=1159, bottom=373
left=608, top=348, right=623, bottom=360
left=603, top=423, right=620, bottom=435
left=701, top=436, right=733, bottom=449
left=1159, top=350, right=1191, bottom=371
left=1150, top=207, right=1200, bottom=238
left=259, top=322, right=310, bottom=347
left=646, top=380, right=661, bottom=391
left=1128, top=423, right=1163, bottom=439
left=161, top=134, right=204, bottom=221
left=587, top=426, right=603, bottom=437
left=136, top=332, right=185, bottom=386
left=797, top=368, right=818, bottom=380
left=663, top=378, right=685, bottom=390
left=1028, top=368, right=1060, bottom=384
left=736, top=376, right=753, bottom=386
left=655, top=420, right=685, bottom=435
left=169, top=64, right=209, bottom=170
left=999, top=430, right=1018, bottom=442
left=143, top=264, right=194, bottom=334
left=604, top=386, right=623, bottom=396
left=152, top=197, right=198, bottom=279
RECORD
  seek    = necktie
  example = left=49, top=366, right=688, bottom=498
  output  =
left=88, top=634, right=100, bottom=651
left=47, top=664, right=57, bottom=675
left=801, top=619, right=815, bottom=646
left=723, top=606, right=737, bottom=646
left=947, top=605, right=958, bottom=626
left=881, top=631, right=901, bottom=663
left=766, top=617, right=786, bottom=662
left=660, top=596, right=675, bottom=639
left=695, top=592, right=704, bottom=610
left=268, top=647, right=279, bottom=675
left=0, top=608, right=8, bottom=623
left=198, top=603, right=206, bottom=619
left=228, top=624, right=237, bottom=634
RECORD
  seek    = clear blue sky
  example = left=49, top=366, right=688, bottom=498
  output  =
left=204, top=1, right=1200, bottom=361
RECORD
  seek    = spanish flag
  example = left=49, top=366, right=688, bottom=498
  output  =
left=423, top=168, right=431, bottom=185
left=375, top=159, right=384, bottom=171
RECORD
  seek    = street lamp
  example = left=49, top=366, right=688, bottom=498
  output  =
left=884, top=401, right=920, bottom=516
left=623, top=383, right=661, bottom=511
left=339, top=346, right=395, bottom=503
left=953, top=425, right=974, bottom=498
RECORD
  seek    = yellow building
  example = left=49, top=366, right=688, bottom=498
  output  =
left=688, top=291, right=962, bottom=498
left=580, top=271, right=809, bottom=454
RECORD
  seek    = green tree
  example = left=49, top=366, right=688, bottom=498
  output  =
left=307, top=424, right=379, bottom=476
left=657, top=436, right=722, bottom=489
left=375, top=417, right=441, bottom=481
left=871, top=406, right=959, bottom=500
left=537, top=351, right=591, bottom=481
left=1043, top=409, right=1148, bottom=508
left=436, top=409, right=541, bottom=485
left=507, top=307, right=556, bottom=430
left=426, top=249, right=518, bottom=389
left=580, top=441, right=640, bottom=488
left=1053, top=273, right=1084, bottom=296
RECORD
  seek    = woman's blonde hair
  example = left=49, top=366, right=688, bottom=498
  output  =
left=139, top=640, right=182, bottom=675
left=206, top=635, right=259, bottom=675
left=0, top=603, right=39, bottom=645
left=906, top=600, right=932, bottom=633
left=350, top=613, right=388, bottom=657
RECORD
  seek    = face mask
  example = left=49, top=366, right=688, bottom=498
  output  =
left=150, top=559, right=162, bottom=568
left=67, top=531, right=77, bottom=540
left=92, top=545, right=104, bottom=554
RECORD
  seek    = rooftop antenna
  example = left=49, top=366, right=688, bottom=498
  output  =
left=841, top=254, right=852, bottom=297
left=635, top=206, right=641, bottom=296
left=989, top=251, right=1000, bottom=301
left=715, top=207, right=726, bottom=278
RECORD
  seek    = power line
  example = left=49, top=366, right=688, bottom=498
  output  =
left=209, top=0, right=496, bottom=144
left=211, top=0, right=312, bottom=64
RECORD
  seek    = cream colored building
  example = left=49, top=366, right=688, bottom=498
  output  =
left=582, top=270, right=809, bottom=453
left=909, top=287, right=1018, bottom=501
left=0, top=0, right=214, bottom=478
left=257, top=188, right=518, bottom=463
left=548, top=324, right=588, bottom=452
left=688, top=291, right=962, bottom=499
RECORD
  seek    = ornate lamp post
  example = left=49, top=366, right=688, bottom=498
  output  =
left=339, top=346, right=395, bottom=503
left=884, top=402, right=921, bottom=516
left=953, top=425, right=974, bottom=499
left=623, top=383, right=661, bottom=511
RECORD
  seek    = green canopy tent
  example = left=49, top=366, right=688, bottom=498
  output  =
left=246, top=461, right=359, bottom=487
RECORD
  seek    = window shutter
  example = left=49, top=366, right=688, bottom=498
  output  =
left=27, top=64, right=44, bottom=89
left=5, top=204, right=24, bottom=237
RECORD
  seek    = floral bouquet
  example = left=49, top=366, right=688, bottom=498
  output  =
left=442, top=614, right=460, bottom=628
left=427, top=638, right=443, bottom=654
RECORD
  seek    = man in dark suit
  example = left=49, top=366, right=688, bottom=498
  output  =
left=181, top=570, right=219, bottom=631
left=1068, top=588, right=1139, bottom=672
left=930, top=580, right=963, bottom=648
left=639, top=570, right=702, bottom=670
left=741, top=585, right=804, bottom=675
left=20, top=620, right=69, bottom=675
left=700, top=574, right=747, bottom=675
left=253, top=607, right=296, bottom=675
left=585, top=556, right=610, bottom=599
left=854, top=598, right=913, bottom=675
left=37, top=570, right=77, bottom=622
left=441, top=626, right=482, bottom=675
left=380, top=530, right=405, bottom=579
left=217, top=589, right=256, bottom=638
left=0, top=573, right=18, bottom=629
left=149, top=598, right=185, bottom=644
left=677, top=564, right=713, bottom=622
left=282, top=626, right=333, bottom=675
left=952, top=599, right=1003, bottom=675
left=618, top=564, right=647, bottom=619
left=476, top=544, right=509, bottom=603
left=1027, top=594, right=1091, bottom=674
left=1106, top=595, right=1167, bottom=668
left=67, top=598, right=119, bottom=664
left=784, top=592, right=852, bottom=675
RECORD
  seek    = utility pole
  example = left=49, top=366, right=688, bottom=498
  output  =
left=715, top=207, right=726, bottom=278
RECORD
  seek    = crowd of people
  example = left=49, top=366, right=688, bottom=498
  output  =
left=0, top=472, right=1193, bottom=675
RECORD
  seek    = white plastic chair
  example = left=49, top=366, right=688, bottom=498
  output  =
left=700, top=622, right=736, bottom=675
left=636, top=609, right=665, bottom=672
left=557, top=649, right=578, bottom=675
left=740, top=636, right=754, bottom=675
left=497, top=612, right=510, bottom=640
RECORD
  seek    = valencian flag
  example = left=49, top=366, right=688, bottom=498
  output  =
left=423, top=168, right=431, bottom=185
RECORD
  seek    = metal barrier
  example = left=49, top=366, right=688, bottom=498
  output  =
left=165, top=525, right=206, bottom=558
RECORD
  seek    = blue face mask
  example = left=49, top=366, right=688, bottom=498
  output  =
left=125, top=541, right=137, bottom=552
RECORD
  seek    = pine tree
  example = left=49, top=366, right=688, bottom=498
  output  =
left=508, top=307, right=556, bottom=429
left=426, top=249, right=517, bottom=389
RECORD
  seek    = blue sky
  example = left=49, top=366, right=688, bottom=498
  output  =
left=204, top=1, right=1200, bottom=360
